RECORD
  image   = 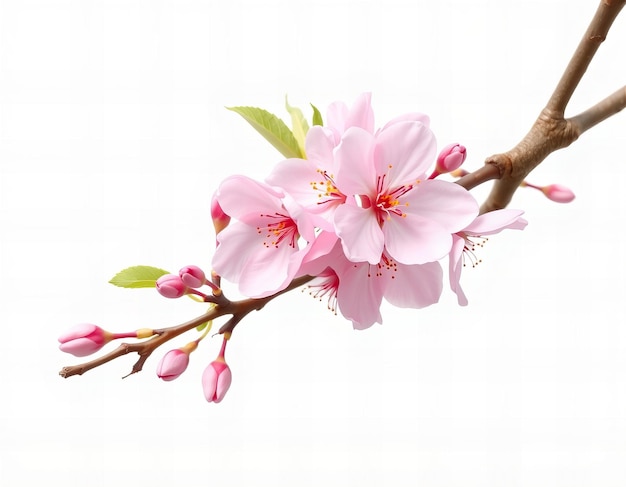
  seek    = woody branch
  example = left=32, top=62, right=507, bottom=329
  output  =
left=457, top=0, right=626, bottom=212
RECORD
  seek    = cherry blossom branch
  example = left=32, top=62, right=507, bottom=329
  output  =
left=471, top=0, right=625, bottom=212
left=59, top=275, right=313, bottom=379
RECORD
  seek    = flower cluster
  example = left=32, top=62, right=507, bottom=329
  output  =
left=211, top=93, right=527, bottom=329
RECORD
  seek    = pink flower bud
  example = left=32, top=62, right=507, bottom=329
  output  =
left=202, top=359, right=232, bottom=403
left=58, top=323, right=110, bottom=357
left=156, top=349, right=190, bottom=381
left=436, top=143, right=467, bottom=174
left=179, top=265, right=206, bottom=288
left=211, top=194, right=231, bottom=236
left=156, top=274, right=188, bottom=299
left=542, top=184, right=575, bottom=203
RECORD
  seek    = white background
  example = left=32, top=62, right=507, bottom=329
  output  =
left=1, top=0, right=626, bottom=486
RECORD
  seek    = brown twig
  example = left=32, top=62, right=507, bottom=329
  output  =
left=475, top=0, right=625, bottom=213
left=59, top=275, right=313, bottom=379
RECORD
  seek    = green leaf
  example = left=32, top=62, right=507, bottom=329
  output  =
left=227, top=106, right=303, bottom=159
left=285, top=96, right=310, bottom=156
left=196, top=321, right=210, bottom=332
left=311, top=103, right=323, bottom=126
left=109, top=265, right=170, bottom=289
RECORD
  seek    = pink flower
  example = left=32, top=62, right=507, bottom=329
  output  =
left=449, top=209, right=528, bottom=305
left=156, top=348, right=190, bottom=381
left=202, top=337, right=232, bottom=403
left=300, top=233, right=443, bottom=329
left=266, top=94, right=430, bottom=229
left=211, top=175, right=315, bottom=298
left=156, top=274, right=188, bottom=298
left=332, top=123, right=478, bottom=265
left=58, top=324, right=110, bottom=357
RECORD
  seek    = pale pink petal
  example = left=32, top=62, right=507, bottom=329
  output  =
left=297, top=232, right=341, bottom=277
left=404, top=179, right=478, bottom=233
left=265, top=158, right=319, bottom=207
left=326, top=101, right=348, bottom=143
left=463, top=209, right=526, bottom=236
left=217, top=175, right=284, bottom=221
left=384, top=261, right=443, bottom=309
left=334, top=127, right=377, bottom=196
left=373, top=121, right=436, bottom=187
left=212, top=223, right=260, bottom=287
left=237, top=240, right=298, bottom=298
left=448, top=235, right=468, bottom=306
left=383, top=212, right=453, bottom=264
left=378, top=112, right=430, bottom=131
left=214, top=366, right=232, bottom=403
left=201, top=363, right=218, bottom=402
left=344, top=92, right=374, bottom=134
left=336, top=262, right=384, bottom=329
left=304, top=126, right=336, bottom=165
left=334, top=204, right=384, bottom=264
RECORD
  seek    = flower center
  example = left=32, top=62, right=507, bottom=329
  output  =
left=305, top=269, right=339, bottom=314
left=460, top=233, right=488, bottom=268
left=311, top=169, right=346, bottom=207
left=365, top=253, right=399, bottom=279
left=257, top=213, right=299, bottom=249
left=374, top=175, right=413, bottom=225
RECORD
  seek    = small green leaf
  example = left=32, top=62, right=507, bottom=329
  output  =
left=285, top=96, right=310, bottom=156
left=196, top=321, right=211, bottom=332
left=227, top=106, right=303, bottom=159
left=311, top=103, right=323, bottom=126
left=109, top=265, right=170, bottom=289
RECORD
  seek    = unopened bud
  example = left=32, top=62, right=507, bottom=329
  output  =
left=156, top=348, right=190, bottom=381
left=542, top=183, right=575, bottom=203
left=202, top=336, right=232, bottom=403
left=436, top=143, right=467, bottom=174
left=179, top=265, right=206, bottom=288
left=211, top=194, right=231, bottom=237
left=58, top=324, right=110, bottom=357
left=156, top=274, right=188, bottom=299
left=202, top=359, right=232, bottom=403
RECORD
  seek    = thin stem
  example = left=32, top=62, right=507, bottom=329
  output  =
left=59, top=275, right=313, bottom=379
left=569, top=85, right=626, bottom=132
left=547, top=0, right=625, bottom=116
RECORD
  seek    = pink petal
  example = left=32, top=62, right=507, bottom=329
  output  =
left=212, top=223, right=257, bottom=284
left=265, top=158, right=319, bottom=209
left=202, top=364, right=218, bottom=402
left=448, top=235, right=468, bottom=306
left=378, top=112, right=430, bottom=131
left=304, top=126, right=336, bottom=165
left=334, top=204, right=384, bottom=264
left=404, top=179, right=478, bottom=233
left=237, top=239, right=298, bottom=298
left=334, top=127, right=377, bottom=196
left=214, top=366, right=232, bottom=403
left=384, top=261, right=443, bottom=309
left=326, top=101, right=349, bottom=141
left=216, top=176, right=284, bottom=221
left=336, top=262, right=384, bottom=329
left=344, top=92, right=374, bottom=134
left=374, top=121, right=436, bottom=187
left=383, top=212, right=453, bottom=265
left=297, top=231, right=341, bottom=277
left=463, top=209, right=526, bottom=236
